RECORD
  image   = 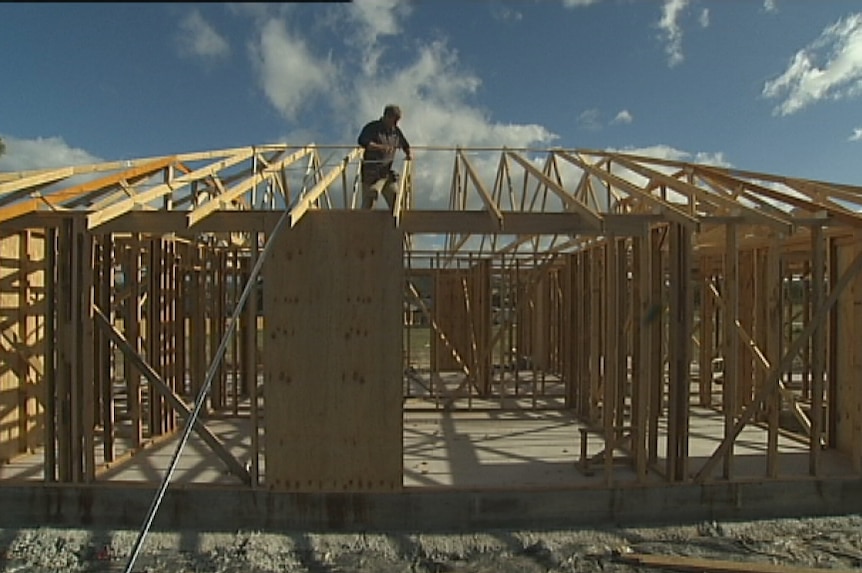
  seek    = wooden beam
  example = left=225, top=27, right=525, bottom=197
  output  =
left=87, top=148, right=256, bottom=229
left=0, top=159, right=172, bottom=223
left=616, top=552, right=858, bottom=573
left=609, top=153, right=793, bottom=232
left=0, top=167, right=75, bottom=196
left=188, top=147, right=312, bottom=226
left=288, top=147, right=362, bottom=226
left=505, top=150, right=604, bottom=229
left=458, top=149, right=503, bottom=229
left=556, top=150, right=700, bottom=230
left=699, top=165, right=862, bottom=227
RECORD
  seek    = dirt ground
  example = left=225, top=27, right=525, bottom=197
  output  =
left=2, top=514, right=862, bottom=572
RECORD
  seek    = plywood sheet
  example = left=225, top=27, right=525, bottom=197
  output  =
left=264, top=211, right=403, bottom=492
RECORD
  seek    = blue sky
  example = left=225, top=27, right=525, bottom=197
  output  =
left=2, top=0, right=861, bottom=203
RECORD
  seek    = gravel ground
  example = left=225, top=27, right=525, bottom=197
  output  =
left=2, top=514, right=862, bottom=572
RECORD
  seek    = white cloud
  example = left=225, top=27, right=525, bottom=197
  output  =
left=177, top=10, right=231, bottom=60
left=0, top=135, right=101, bottom=172
left=563, top=0, right=602, bottom=7
left=849, top=128, right=862, bottom=141
left=763, top=0, right=778, bottom=13
left=241, top=4, right=558, bottom=207
left=763, top=13, right=862, bottom=116
left=611, top=109, right=633, bottom=125
left=491, top=6, right=523, bottom=22
left=346, top=0, right=412, bottom=75
left=577, top=108, right=602, bottom=131
left=249, top=18, right=339, bottom=121
left=343, top=40, right=557, bottom=204
left=699, top=8, right=710, bottom=28
left=614, top=144, right=731, bottom=168
left=350, top=0, right=408, bottom=39
left=658, top=0, right=689, bottom=68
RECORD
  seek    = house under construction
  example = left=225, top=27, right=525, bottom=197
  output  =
left=1, top=144, right=861, bottom=532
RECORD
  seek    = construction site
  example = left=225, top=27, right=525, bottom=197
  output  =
left=1, top=144, right=862, bottom=536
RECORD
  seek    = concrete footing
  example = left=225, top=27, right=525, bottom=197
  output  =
left=3, top=478, right=861, bottom=533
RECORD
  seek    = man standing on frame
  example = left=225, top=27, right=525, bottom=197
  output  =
left=357, top=104, right=412, bottom=211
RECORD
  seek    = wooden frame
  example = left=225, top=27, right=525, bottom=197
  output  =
left=0, top=145, right=861, bottom=493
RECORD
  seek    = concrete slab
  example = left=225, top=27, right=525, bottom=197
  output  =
left=1, top=406, right=858, bottom=531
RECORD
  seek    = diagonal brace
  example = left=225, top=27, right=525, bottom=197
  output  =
left=92, top=305, right=251, bottom=485
left=694, top=247, right=862, bottom=483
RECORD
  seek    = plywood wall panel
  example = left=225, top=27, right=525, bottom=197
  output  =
left=264, top=211, right=403, bottom=492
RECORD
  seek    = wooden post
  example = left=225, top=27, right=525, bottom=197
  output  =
left=604, top=235, right=618, bottom=483
left=722, top=224, right=739, bottom=480
left=852, top=231, right=862, bottom=472
left=766, top=236, right=782, bottom=478
left=633, top=234, right=651, bottom=480
left=738, top=250, right=755, bottom=411
left=667, top=223, right=691, bottom=482
left=68, top=218, right=83, bottom=482
left=167, top=240, right=178, bottom=433
left=590, top=249, right=603, bottom=425
left=127, top=237, right=143, bottom=447
left=176, top=243, right=188, bottom=399
left=809, top=225, right=825, bottom=475
left=699, top=267, right=715, bottom=406
left=827, top=237, right=838, bottom=448
left=577, top=252, right=590, bottom=418
left=98, top=234, right=114, bottom=463
left=81, top=221, right=96, bottom=482
left=231, top=247, right=240, bottom=415
left=615, top=238, right=628, bottom=436
left=249, top=232, right=260, bottom=486
left=44, top=226, right=57, bottom=482
left=147, top=238, right=162, bottom=435
left=801, top=261, right=811, bottom=399
left=648, top=227, right=663, bottom=467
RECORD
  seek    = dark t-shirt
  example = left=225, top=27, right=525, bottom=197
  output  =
left=357, top=119, right=410, bottom=183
